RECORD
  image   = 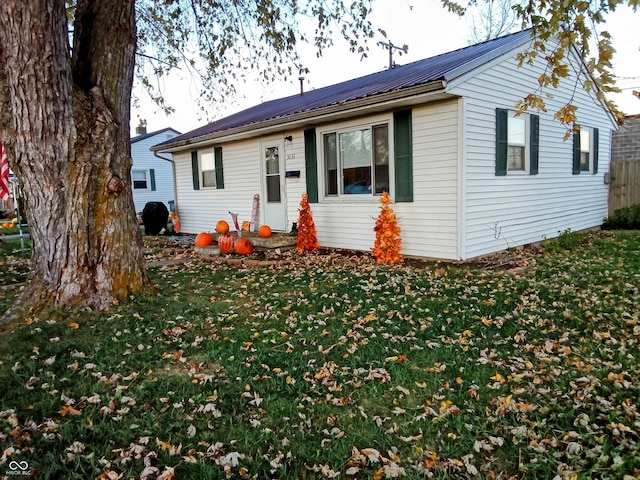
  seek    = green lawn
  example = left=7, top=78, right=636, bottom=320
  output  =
left=0, top=231, right=639, bottom=479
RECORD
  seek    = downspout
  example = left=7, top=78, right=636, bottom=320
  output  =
left=153, top=151, right=179, bottom=215
left=457, top=97, right=467, bottom=261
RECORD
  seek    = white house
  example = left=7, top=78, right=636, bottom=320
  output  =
left=131, top=127, right=181, bottom=213
left=152, top=30, right=617, bottom=260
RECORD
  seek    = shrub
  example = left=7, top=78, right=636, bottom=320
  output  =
left=603, top=204, right=640, bottom=230
left=542, top=228, right=590, bottom=253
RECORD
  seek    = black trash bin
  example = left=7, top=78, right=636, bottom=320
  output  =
left=141, top=201, right=169, bottom=235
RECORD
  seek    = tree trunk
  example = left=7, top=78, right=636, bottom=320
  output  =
left=0, top=0, right=150, bottom=322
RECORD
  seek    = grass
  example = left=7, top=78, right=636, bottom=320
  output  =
left=0, top=237, right=31, bottom=301
left=0, top=230, right=639, bottom=479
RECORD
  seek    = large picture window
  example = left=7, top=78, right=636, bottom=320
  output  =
left=323, top=123, right=389, bottom=196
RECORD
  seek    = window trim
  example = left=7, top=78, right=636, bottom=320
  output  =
left=317, top=114, right=394, bottom=201
left=496, top=108, right=539, bottom=176
left=132, top=169, right=149, bottom=190
left=572, top=125, right=600, bottom=175
left=578, top=126, right=594, bottom=173
left=506, top=114, right=529, bottom=174
left=199, top=149, right=217, bottom=189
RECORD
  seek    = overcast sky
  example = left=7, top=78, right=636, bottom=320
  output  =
left=131, top=0, right=640, bottom=136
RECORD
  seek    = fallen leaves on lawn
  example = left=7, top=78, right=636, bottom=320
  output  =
left=1, top=230, right=639, bottom=478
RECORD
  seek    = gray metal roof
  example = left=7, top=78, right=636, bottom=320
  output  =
left=155, top=29, right=532, bottom=149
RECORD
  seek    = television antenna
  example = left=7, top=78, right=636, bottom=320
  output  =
left=378, top=40, right=409, bottom=69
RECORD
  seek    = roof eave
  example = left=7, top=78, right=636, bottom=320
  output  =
left=443, top=31, right=533, bottom=84
left=152, top=81, right=448, bottom=152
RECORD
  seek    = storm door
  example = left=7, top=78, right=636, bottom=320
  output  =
left=261, top=139, right=287, bottom=231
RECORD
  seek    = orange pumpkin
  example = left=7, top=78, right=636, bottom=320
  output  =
left=194, top=232, right=213, bottom=247
left=218, top=233, right=234, bottom=254
left=216, top=220, right=230, bottom=234
left=234, top=237, right=254, bottom=255
left=1, top=223, right=11, bottom=229
left=258, top=225, right=272, bottom=238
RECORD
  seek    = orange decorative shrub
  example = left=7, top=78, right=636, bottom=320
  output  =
left=258, top=225, right=272, bottom=238
left=234, top=237, right=254, bottom=255
left=297, top=193, right=319, bottom=253
left=218, top=233, right=234, bottom=254
left=194, top=232, right=213, bottom=247
left=216, top=220, right=230, bottom=234
left=372, top=192, right=402, bottom=264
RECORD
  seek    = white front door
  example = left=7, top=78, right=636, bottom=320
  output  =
left=261, top=139, right=287, bottom=231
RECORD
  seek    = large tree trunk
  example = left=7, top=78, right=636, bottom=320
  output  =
left=0, top=0, right=150, bottom=322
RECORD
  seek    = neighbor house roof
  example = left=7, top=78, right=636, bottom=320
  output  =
left=131, top=127, right=182, bottom=144
left=153, top=29, right=534, bottom=151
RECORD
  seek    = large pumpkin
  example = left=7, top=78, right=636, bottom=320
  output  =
left=258, top=225, right=272, bottom=238
left=218, top=233, right=234, bottom=254
left=234, top=237, right=254, bottom=255
left=194, top=232, right=213, bottom=247
left=216, top=220, right=230, bottom=234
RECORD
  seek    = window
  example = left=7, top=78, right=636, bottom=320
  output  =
left=572, top=126, right=599, bottom=175
left=305, top=111, right=412, bottom=204
left=132, top=169, right=155, bottom=190
left=507, top=116, right=526, bottom=171
left=191, top=147, right=224, bottom=190
left=495, top=108, right=539, bottom=176
left=323, top=123, right=389, bottom=196
left=580, top=129, right=591, bottom=171
left=200, top=151, right=216, bottom=188
left=132, top=170, right=148, bottom=189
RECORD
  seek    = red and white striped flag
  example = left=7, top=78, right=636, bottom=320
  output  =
left=0, top=140, right=10, bottom=202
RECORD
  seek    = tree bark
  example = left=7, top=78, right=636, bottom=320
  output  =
left=0, top=0, right=150, bottom=322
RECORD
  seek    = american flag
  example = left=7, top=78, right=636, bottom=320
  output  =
left=0, top=140, right=10, bottom=202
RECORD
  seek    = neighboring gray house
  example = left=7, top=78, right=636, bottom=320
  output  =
left=131, top=127, right=181, bottom=213
left=153, top=30, right=617, bottom=261
left=611, top=114, right=640, bottom=161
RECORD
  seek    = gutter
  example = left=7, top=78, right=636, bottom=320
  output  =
left=152, top=80, right=448, bottom=152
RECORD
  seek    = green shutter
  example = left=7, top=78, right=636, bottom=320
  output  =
left=529, top=115, right=539, bottom=175
left=191, top=151, right=200, bottom=190
left=592, top=128, right=599, bottom=174
left=495, top=108, right=508, bottom=176
left=149, top=169, right=156, bottom=191
left=304, top=128, right=318, bottom=203
left=214, top=146, right=224, bottom=189
left=572, top=128, right=581, bottom=175
left=394, top=110, right=413, bottom=202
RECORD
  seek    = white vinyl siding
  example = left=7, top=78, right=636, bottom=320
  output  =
left=174, top=140, right=261, bottom=234
left=130, top=129, right=180, bottom=212
left=175, top=105, right=460, bottom=259
left=175, top=134, right=308, bottom=235
left=169, top=37, right=614, bottom=261
left=448, top=44, right=612, bottom=259
left=307, top=104, right=459, bottom=258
